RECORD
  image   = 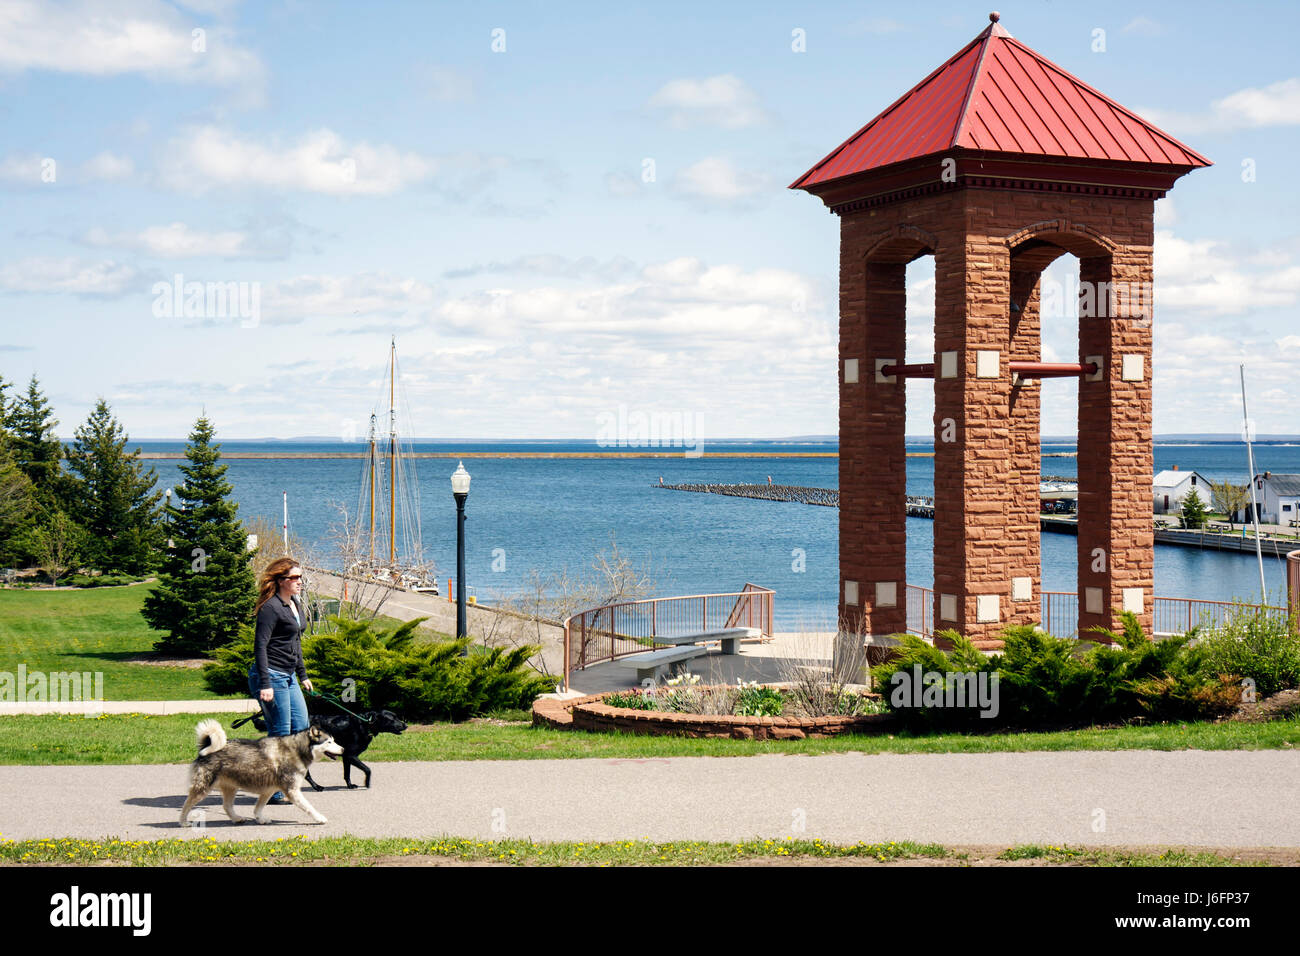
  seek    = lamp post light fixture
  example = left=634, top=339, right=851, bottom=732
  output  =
left=450, top=461, right=471, bottom=645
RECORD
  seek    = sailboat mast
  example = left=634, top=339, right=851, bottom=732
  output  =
left=389, top=337, right=397, bottom=566
left=367, top=414, right=376, bottom=564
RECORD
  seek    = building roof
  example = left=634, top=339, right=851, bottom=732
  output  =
left=790, top=17, right=1210, bottom=191
left=1153, top=470, right=1205, bottom=488
left=1262, top=474, right=1300, bottom=497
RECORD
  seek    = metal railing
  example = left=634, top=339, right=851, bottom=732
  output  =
left=903, top=584, right=1286, bottom=641
left=562, top=584, right=775, bottom=691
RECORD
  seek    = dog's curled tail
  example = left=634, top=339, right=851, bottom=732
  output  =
left=195, top=718, right=227, bottom=757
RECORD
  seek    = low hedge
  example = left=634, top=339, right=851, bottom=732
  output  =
left=203, top=616, right=555, bottom=722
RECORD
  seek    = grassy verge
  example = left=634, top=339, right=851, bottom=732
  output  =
left=0, top=584, right=230, bottom=700
left=0, top=584, right=462, bottom=703
left=0, top=834, right=1279, bottom=867
left=1, top=710, right=1297, bottom=765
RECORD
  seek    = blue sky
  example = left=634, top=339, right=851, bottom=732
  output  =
left=1, top=0, right=1297, bottom=440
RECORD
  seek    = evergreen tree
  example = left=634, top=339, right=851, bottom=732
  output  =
left=141, top=415, right=256, bottom=654
left=8, top=376, right=68, bottom=513
left=64, top=398, right=164, bottom=574
left=1181, top=487, right=1208, bottom=529
left=0, top=435, right=37, bottom=568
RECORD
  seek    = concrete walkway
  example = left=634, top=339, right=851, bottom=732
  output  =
left=2, top=750, right=1298, bottom=847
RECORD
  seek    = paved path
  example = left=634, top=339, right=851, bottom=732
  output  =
left=3, top=751, right=1298, bottom=847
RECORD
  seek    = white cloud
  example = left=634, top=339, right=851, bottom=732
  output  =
left=1142, top=78, right=1300, bottom=135
left=0, top=152, right=45, bottom=184
left=157, top=126, right=435, bottom=195
left=648, top=74, right=766, bottom=129
left=0, top=257, right=137, bottom=295
left=84, top=222, right=252, bottom=258
left=1154, top=229, right=1300, bottom=314
left=262, top=273, right=438, bottom=324
left=0, top=0, right=265, bottom=94
left=669, top=157, right=769, bottom=208
left=80, top=151, right=135, bottom=181
left=1121, top=17, right=1164, bottom=36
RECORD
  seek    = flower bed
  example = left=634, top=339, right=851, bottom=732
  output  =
left=533, top=679, right=894, bottom=740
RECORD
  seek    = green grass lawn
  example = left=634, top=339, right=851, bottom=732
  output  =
left=1, top=834, right=1278, bottom=867
left=0, top=583, right=230, bottom=700
left=2, top=709, right=1297, bottom=765
left=0, top=585, right=458, bottom=703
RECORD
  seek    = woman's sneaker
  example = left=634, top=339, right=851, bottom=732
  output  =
left=269, top=792, right=287, bottom=804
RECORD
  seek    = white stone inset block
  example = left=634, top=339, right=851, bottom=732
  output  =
left=1012, top=576, right=1032, bottom=602
left=1121, top=354, right=1144, bottom=381
left=843, top=358, right=859, bottom=384
left=1085, top=355, right=1103, bottom=382
left=976, top=594, right=1000, bottom=623
left=875, top=581, right=897, bottom=608
left=1085, top=587, right=1104, bottom=615
left=844, top=580, right=859, bottom=606
left=1122, top=587, right=1145, bottom=614
left=976, top=350, right=999, bottom=379
left=875, top=358, right=896, bottom=384
left=939, top=350, right=958, bottom=379
left=940, top=593, right=958, bottom=622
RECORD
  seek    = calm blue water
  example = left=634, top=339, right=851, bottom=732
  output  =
left=130, top=440, right=1300, bottom=626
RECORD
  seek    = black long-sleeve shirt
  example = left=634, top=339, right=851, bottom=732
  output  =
left=253, top=594, right=307, bottom=689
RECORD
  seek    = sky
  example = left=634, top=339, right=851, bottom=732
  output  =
left=1, top=0, right=1298, bottom=441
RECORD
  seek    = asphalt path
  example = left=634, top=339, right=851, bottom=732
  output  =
left=3, top=750, right=1298, bottom=847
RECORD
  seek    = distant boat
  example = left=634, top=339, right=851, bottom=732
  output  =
left=350, top=338, right=439, bottom=594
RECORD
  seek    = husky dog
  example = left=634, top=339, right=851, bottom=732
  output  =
left=179, top=719, right=343, bottom=827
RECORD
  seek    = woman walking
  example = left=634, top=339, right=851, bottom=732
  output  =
left=248, top=557, right=314, bottom=802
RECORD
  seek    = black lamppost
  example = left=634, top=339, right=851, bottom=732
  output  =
left=450, top=461, right=471, bottom=644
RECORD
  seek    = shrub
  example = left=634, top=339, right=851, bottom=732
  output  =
left=1194, top=606, right=1300, bottom=699
left=203, top=616, right=554, bottom=721
left=871, top=616, right=1244, bottom=728
left=734, top=682, right=783, bottom=717
left=604, top=691, right=657, bottom=710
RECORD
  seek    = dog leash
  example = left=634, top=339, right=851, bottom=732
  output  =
left=305, top=687, right=376, bottom=726
left=230, top=687, right=376, bottom=730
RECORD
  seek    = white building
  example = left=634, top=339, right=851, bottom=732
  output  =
left=1256, top=473, right=1300, bottom=526
left=1152, top=468, right=1209, bottom=515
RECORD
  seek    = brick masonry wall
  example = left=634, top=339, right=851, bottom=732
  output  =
left=838, top=187, right=1156, bottom=642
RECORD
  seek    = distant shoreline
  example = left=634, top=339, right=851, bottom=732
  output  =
left=133, top=450, right=1084, bottom=460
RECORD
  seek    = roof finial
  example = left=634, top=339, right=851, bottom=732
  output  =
left=989, top=11, right=1000, bottom=23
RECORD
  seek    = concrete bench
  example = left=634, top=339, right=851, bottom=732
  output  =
left=647, top=627, right=759, bottom=655
left=615, top=646, right=709, bottom=683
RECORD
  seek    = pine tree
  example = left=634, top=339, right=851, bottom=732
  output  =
left=0, top=435, right=37, bottom=568
left=8, top=376, right=69, bottom=514
left=64, top=398, right=163, bottom=574
left=140, top=415, right=256, bottom=654
left=1181, top=487, right=1208, bottom=529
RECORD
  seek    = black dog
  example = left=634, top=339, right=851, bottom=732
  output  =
left=248, top=710, right=407, bottom=790
left=303, top=710, right=407, bottom=791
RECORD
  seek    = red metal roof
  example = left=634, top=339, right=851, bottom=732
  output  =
left=791, top=21, right=1210, bottom=190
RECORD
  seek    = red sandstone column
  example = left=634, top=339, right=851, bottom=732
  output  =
left=837, top=220, right=907, bottom=637
left=1006, top=268, right=1043, bottom=630
left=1076, top=249, right=1156, bottom=637
left=931, top=214, right=1014, bottom=645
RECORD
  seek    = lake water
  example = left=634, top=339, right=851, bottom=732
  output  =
left=133, top=440, right=1300, bottom=627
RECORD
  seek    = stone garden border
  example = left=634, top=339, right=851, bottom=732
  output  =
left=532, top=684, right=896, bottom=740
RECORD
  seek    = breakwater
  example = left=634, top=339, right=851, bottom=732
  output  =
left=653, top=483, right=1300, bottom=555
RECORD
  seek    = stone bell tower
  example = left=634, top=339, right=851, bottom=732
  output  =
left=791, top=13, right=1209, bottom=647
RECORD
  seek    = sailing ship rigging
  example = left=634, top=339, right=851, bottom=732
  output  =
left=350, top=338, right=438, bottom=593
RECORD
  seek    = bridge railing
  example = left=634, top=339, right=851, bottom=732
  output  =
left=562, top=584, right=775, bottom=691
